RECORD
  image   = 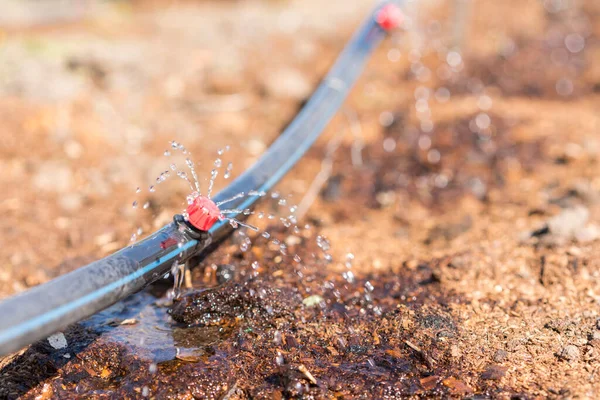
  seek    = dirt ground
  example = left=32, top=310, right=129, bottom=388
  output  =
left=0, top=0, right=599, bottom=398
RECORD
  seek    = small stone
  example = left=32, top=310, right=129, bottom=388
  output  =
left=284, top=235, right=302, bottom=246
left=33, top=161, right=73, bottom=192
left=302, top=295, right=324, bottom=307
left=545, top=318, right=575, bottom=334
left=575, top=224, right=600, bottom=243
left=94, top=232, right=116, bottom=247
left=559, top=345, right=580, bottom=361
left=547, top=206, right=589, bottom=240
left=450, top=345, right=461, bottom=358
left=47, top=332, right=68, bottom=349
left=263, top=68, right=312, bottom=100
left=59, top=193, right=83, bottom=212
left=480, top=365, right=507, bottom=380
left=246, top=139, right=266, bottom=156
left=493, top=349, right=508, bottom=363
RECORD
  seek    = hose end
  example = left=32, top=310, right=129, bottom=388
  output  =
left=376, top=4, right=403, bottom=31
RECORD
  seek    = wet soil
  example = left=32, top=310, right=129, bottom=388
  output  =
left=1, top=0, right=600, bottom=398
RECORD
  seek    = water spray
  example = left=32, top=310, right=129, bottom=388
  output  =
left=0, top=1, right=404, bottom=356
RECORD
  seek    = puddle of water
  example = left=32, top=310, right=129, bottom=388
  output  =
left=81, top=291, right=232, bottom=364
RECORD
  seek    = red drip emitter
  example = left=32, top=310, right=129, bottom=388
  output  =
left=376, top=3, right=403, bottom=31
left=185, top=196, right=223, bottom=231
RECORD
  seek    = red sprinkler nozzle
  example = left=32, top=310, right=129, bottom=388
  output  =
left=376, top=4, right=403, bottom=31
left=186, top=196, right=223, bottom=231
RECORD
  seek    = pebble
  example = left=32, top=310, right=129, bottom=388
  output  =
left=33, top=161, right=73, bottom=192
left=246, top=139, right=266, bottom=156
left=559, top=345, right=580, bottom=361
left=284, top=235, right=302, bottom=246
left=94, top=232, right=116, bottom=247
left=47, top=332, right=68, bottom=349
left=58, top=193, right=83, bottom=212
left=493, top=349, right=508, bottom=363
left=263, top=68, right=312, bottom=100
left=302, top=294, right=324, bottom=307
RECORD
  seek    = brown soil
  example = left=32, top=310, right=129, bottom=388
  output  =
left=1, top=0, right=600, bottom=398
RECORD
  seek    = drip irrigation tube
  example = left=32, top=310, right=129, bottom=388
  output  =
left=0, top=1, right=401, bottom=356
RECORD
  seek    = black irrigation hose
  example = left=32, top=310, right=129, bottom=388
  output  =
left=0, top=1, right=400, bottom=356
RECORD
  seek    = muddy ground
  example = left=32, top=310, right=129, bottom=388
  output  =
left=0, top=0, right=600, bottom=398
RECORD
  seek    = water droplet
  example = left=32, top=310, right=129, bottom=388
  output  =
left=414, top=86, right=430, bottom=100
left=415, top=98, right=429, bottom=113
left=427, top=149, right=441, bottom=164
left=275, top=351, right=285, bottom=366
left=435, top=87, right=451, bottom=103
left=477, top=95, right=493, bottom=111
left=343, top=271, right=355, bottom=283
left=279, top=243, right=287, bottom=255
left=130, top=233, right=137, bottom=242
left=316, top=235, right=331, bottom=251
left=164, top=150, right=171, bottom=156
left=137, top=227, right=143, bottom=235
left=135, top=187, right=141, bottom=194
left=149, top=186, right=155, bottom=192
left=214, top=158, right=222, bottom=168
left=170, top=163, right=177, bottom=171
left=379, top=111, right=395, bottom=127
left=262, top=231, right=270, bottom=239
left=446, top=51, right=462, bottom=68
left=475, top=113, right=491, bottom=130
left=556, top=78, right=573, bottom=96
left=252, top=261, right=260, bottom=270
left=365, top=281, right=374, bottom=292
left=132, top=200, right=138, bottom=208
left=418, top=135, right=432, bottom=150
left=383, top=137, right=396, bottom=152
left=224, top=162, right=233, bottom=179
left=345, top=253, right=354, bottom=268
left=293, top=254, right=301, bottom=263
left=387, top=48, right=401, bottom=62
left=143, top=202, right=150, bottom=209
left=274, top=330, right=282, bottom=345
left=565, top=33, right=585, bottom=53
